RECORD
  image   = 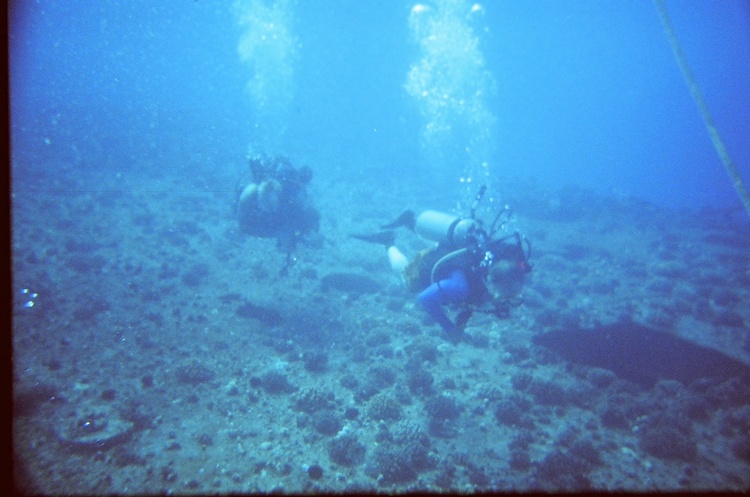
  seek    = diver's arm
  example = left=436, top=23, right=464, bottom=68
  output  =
left=417, top=269, right=469, bottom=333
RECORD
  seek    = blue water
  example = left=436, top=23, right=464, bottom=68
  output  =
left=10, top=0, right=750, bottom=210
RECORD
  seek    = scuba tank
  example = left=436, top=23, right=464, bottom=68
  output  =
left=414, top=185, right=488, bottom=246
left=415, top=210, right=480, bottom=246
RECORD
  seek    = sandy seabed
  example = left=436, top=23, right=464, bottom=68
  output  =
left=12, top=154, right=750, bottom=494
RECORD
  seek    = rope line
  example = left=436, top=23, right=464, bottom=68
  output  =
left=653, top=0, right=750, bottom=216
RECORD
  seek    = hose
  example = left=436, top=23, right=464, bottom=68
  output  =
left=431, top=248, right=469, bottom=284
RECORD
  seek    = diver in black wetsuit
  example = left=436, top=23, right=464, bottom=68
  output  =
left=235, top=155, right=320, bottom=268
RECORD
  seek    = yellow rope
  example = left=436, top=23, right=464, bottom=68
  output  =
left=653, top=0, right=750, bottom=216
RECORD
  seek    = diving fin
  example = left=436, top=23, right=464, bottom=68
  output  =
left=350, top=230, right=396, bottom=247
left=381, top=210, right=416, bottom=231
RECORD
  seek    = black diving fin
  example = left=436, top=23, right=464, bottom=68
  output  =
left=381, top=210, right=416, bottom=231
left=350, top=230, right=396, bottom=247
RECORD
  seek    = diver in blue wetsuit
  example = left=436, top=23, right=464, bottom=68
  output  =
left=352, top=192, right=532, bottom=342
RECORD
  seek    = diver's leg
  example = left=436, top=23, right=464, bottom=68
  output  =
left=387, top=246, right=409, bottom=272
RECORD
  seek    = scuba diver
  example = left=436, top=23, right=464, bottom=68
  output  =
left=235, top=154, right=320, bottom=272
left=352, top=186, right=531, bottom=342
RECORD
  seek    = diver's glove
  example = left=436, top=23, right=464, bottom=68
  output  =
left=444, top=324, right=467, bottom=344
left=455, top=309, right=473, bottom=330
